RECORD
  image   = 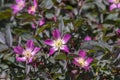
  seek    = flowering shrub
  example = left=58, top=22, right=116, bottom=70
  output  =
left=0, top=0, right=120, bottom=80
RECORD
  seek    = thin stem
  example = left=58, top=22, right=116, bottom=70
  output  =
left=25, top=63, right=30, bottom=80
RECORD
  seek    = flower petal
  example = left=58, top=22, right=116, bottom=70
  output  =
left=73, top=61, right=80, bottom=67
left=28, top=57, right=33, bottom=63
left=62, top=34, right=71, bottom=44
left=34, top=0, right=37, bottom=8
left=31, top=23, right=36, bottom=29
left=31, top=47, right=40, bottom=56
left=49, top=47, right=58, bottom=56
left=16, top=56, right=26, bottom=62
left=52, top=29, right=61, bottom=39
left=39, top=19, right=45, bottom=26
left=109, top=4, right=117, bottom=11
left=85, top=57, right=93, bottom=66
left=108, top=0, right=116, bottom=3
left=26, top=40, right=34, bottom=50
left=11, top=5, right=20, bottom=14
left=84, top=36, right=91, bottom=41
left=60, top=45, right=70, bottom=53
left=44, top=39, right=54, bottom=47
left=83, top=66, right=90, bottom=70
left=14, top=46, right=23, bottom=54
left=79, top=50, right=86, bottom=58
left=117, top=3, right=120, bottom=8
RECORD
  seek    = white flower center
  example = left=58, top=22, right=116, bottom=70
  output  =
left=23, top=50, right=32, bottom=58
left=18, top=1, right=24, bottom=9
left=77, top=58, right=86, bottom=67
left=54, top=39, right=63, bottom=48
left=30, top=6, right=36, bottom=12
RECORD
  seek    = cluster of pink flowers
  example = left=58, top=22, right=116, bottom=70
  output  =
left=108, top=0, right=120, bottom=10
left=14, top=29, right=93, bottom=70
left=12, top=0, right=93, bottom=70
left=11, top=0, right=45, bottom=28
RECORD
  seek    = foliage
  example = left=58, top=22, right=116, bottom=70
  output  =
left=0, top=0, right=120, bottom=80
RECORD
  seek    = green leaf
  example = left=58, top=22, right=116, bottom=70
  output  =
left=53, top=73, right=63, bottom=79
left=36, top=23, right=51, bottom=35
left=65, top=5, right=74, bottom=10
left=16, top=13, right=36, bottom=19
left=55, top=53, right=67, bottom=60
left=0, top=9, right=12, bottom=20
left=5, top=25, right=13, bottom=47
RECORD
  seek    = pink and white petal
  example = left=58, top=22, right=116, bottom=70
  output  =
left=60, top=45, right=70, bottom=53
left=28, top=57, right=33, bottom=63
left=86, top=57, right=93, bottom=65
left=52, top=29, right=61, bottom=39
left=15, top=0, right=21, bottom=3
left=39, top=19, right=45, bottom=26
left=73, top=61, right=80, bottom=67
left=31, top=47, right=40, bottom=56
left=117, top=3, right=120, bottom=8
left=109, top=4, right=117, bottom=11
left=79, top=50, right=86, bottom=58
left=34, top=0, right=37, bottom=8
left=26, top=40, right=34, bottom=50
left=11, top=5, right=20, bottom=14
left=28, top=7, right=32, bottom=14
left=16, top=56, right=26, bottom=62
left=108, top=0, right=116, bottom=3
left=83, top=66, right=90, bottom=71
left=31, top=23, right=36, bottom=29
left=44, top=39, right=54, bottom=47
left=62, top=34, right=71, bottom=44
left=49, top=47, right=58, bottom=56
left=74, top=57, right=79, bottom=62
left=14, top=46, right=24, bottom=54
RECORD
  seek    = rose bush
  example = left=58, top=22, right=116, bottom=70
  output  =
left=0, top=0, right=120, bottom=80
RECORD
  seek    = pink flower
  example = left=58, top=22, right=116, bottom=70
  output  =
left=14, top=40, right=40, bottom=63
left=84, top=35, right=91, bottom=41
left=116, top=29, right=120, bottom=37
left=117, top=29, right=120, bottom=34
left=73, top=50, right=93, bottom=70
left=28, top=0, right=37, bottom=15
left=108, top=0, right=120, bottom=10
left=11, top=0, right=25, bottom=14
left=44, top=29, right=71, bottom=56
left=39, top=18, right=45, bottom=26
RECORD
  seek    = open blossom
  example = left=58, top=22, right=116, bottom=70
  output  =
left=73, top=50, right=93, bottom=70
left=11, top=0, right=25, bottom=14
left=44, top=29, right=71, bottom=55
left=84, top=35, right=91, bottom=41
left=14, top=40, right=40, bottom=63
left=28, top=0, right=37, bottom=15
left=108, top=0, right=120, bottom=10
